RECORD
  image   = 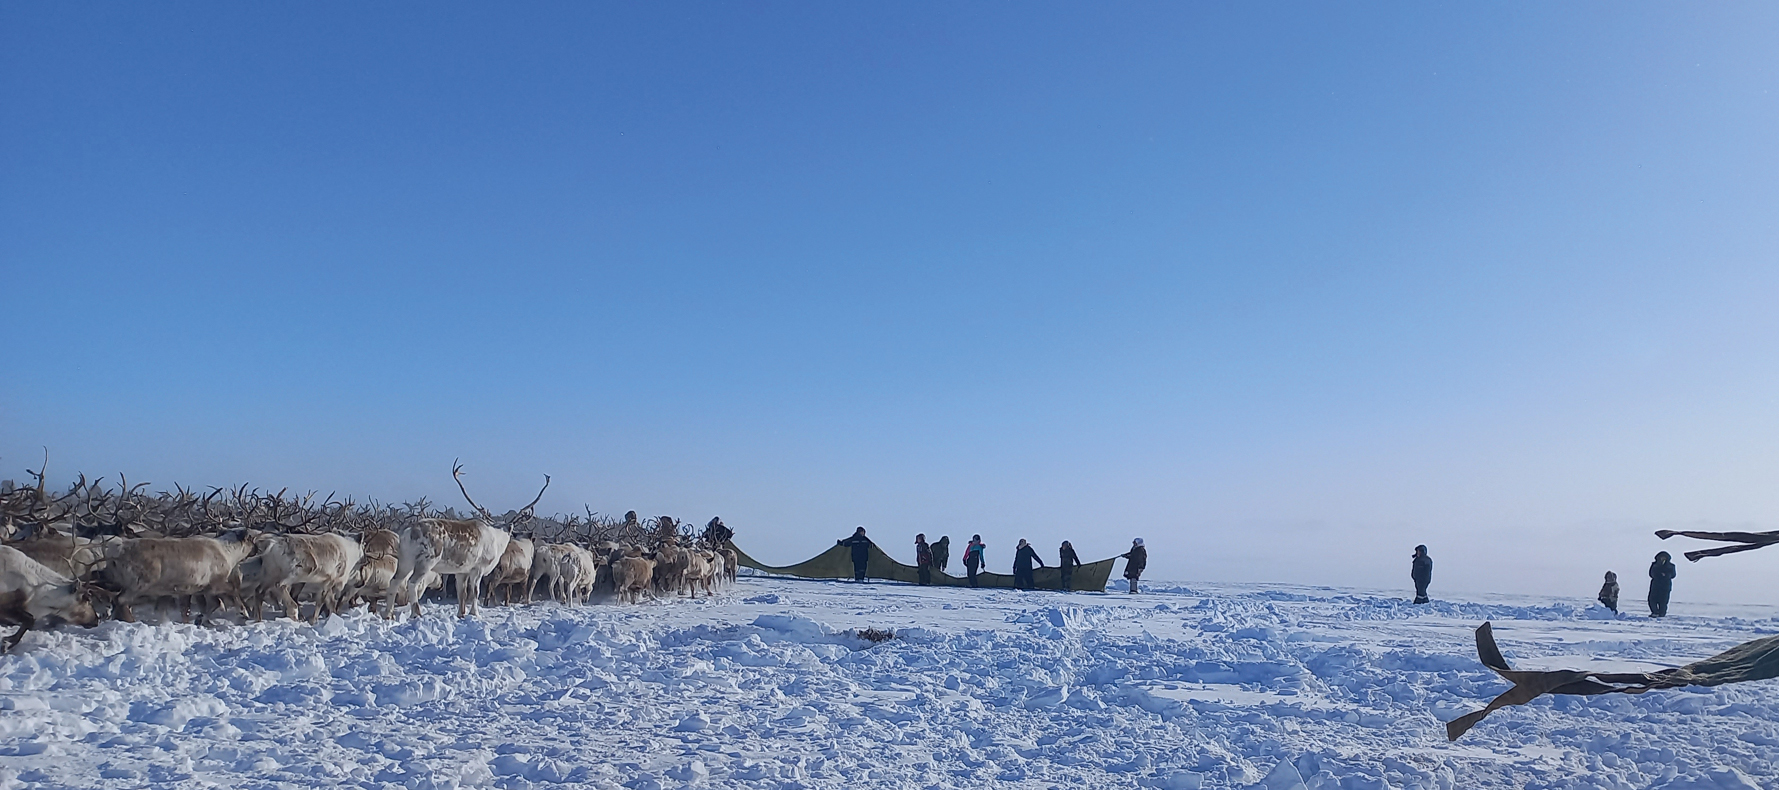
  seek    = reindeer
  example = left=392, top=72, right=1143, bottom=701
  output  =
left=9, top=534, right=114, bottom=580
left=651, top=537, right=691, bottom=597
left=382, top=461, right=547, bottom=620
left=483, top=536, right=535, bottom=606
left=701, top=516, right=740, bottom=584
left=0, top=545, right=103, bottom=652
left=250, top=532, right=364, bottom=623
left=611, top=554, right=656, bottom=605
left=340, top=527, right=399, bottom=610
left=560, top=545, right=599, bottom=605
left=101, top=529, right=257, bottom=623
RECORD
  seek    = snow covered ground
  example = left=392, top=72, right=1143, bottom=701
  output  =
left=3, top=576, right=1778, bottom=790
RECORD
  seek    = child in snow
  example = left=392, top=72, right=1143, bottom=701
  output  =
left=1120, top=538, right=1146, bottom=594
left=1648, top=552, right=1676, bottom=617
left=1598, top=571, right=1620, bottom=613
left=962, top=536, right=986, bottom=588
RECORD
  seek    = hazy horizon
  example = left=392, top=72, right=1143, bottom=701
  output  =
left=5, top=4, right=1779, bottom=604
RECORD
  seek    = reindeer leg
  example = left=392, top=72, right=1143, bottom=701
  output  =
left=2, top=627, right=21, bottom=653
left=319, top=583, right=340, bottom=622
left=2, top=612, right=31, bottom=653
left=386, top=564, right=412, bottom=620
left=410, top=575, right=426, bottom=620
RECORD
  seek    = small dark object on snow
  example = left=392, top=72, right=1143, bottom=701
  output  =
left=856, top=627, right=895, bottom=643
left=1445, top=621, right=1779, bottom=741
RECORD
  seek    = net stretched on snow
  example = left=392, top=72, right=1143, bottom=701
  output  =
left=1446, top=528, right=1779, bottom=740
left=732, top=542, right=1118, bottom=592
left=1446, top=622, right=1779, bottom=741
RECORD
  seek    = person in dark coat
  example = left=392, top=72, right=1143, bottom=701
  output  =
left=914, top=533, right=933, bottom=586
left=962, top=535, right=986, bottom=588
left=1648, top=552, right=1676, bottom=617
left=836, top=527, right=874, bottom=582
left=931, top=536, right=951, bottom=573
left=1119, top=538, right=1146, bottom=594
left=1058, top=540, right=1081, bottom=591
left=1598, top=570, right=1620, bottom=614
left=1411, top=545, right=1433, bottom=604
left=1013, top=539, right=1044, bottom=590
left=705, top=516, right=733, bottom=547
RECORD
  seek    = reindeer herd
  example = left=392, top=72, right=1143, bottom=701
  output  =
left=0, top=457, right=742, bottom=653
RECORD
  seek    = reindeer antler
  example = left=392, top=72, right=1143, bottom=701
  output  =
left=520, top=475, right=551, bottom=515
left=451, top=459, right=490, bottom=518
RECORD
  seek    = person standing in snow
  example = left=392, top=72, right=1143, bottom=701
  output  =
left=1648, top=552, right=1677, bottom=617
left=962, top=535, right=986, bottom=588
left=1013, top=539, right=1044, bottom=590
left=1598, top=571, right=1620, bottom=614
left=705, top=516, right=733, bottom=547
left=914, top=533, right=933, bottom=586
left=1411, top=545, right=1433, bottom=604
left=1058, top=540, right=1081, bottom=591
left=931, top=536, right=951, bottom=574
left=836, top=527, right=875, bottom=582
left=1120, top=538, right=1146, bottom=594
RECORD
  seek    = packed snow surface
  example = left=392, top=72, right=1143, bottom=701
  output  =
left=3, top=577, right=1778, bottom=789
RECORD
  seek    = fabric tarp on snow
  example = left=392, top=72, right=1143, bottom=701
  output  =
left=1656, top=528, right=1779, bottom=562
left=1446, top=621, right=1779, bottom=741
left=732, top=542, right=1119, bottom=592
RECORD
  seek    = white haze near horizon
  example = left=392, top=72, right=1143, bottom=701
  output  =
left=2, top=435, right=1776, bottom=608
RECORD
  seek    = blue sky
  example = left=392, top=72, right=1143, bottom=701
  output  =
left=5, top=4, right=1779, bottom=602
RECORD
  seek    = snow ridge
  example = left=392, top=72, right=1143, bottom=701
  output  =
left=2, top=580, right=1777, bottom=789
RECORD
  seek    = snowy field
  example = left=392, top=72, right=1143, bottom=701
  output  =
left=3, top=576, right=1778, bottom=790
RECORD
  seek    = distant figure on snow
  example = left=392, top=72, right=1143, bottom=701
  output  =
left=1411, top=545, right=1433, bottom=604
left=914, top=533, right=933, bottom=586
left=962, top=535, right=986, bottom=588
left=836, top=527, right=874, bottom=582
left=931, top=536, right=951, bottom=573
left=1598, top=570, right=1620, bottom=614
left=1058, top=540, right=1081, bottom=591
left=1120, top=538, right=1146, bottom=594
left=1013, top=539, right=1044, bottom=590
left=1648, top=552, right=1677, bottom=617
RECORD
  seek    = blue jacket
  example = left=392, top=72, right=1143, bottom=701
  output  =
left=837, top=535, right=873, bottom=565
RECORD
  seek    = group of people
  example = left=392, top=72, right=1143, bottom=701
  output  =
left=837, top=527, right=1149, bottom=593
left=1409, top=544, right=1682, bottom=618
left=1595, top=552, right=1677, bottom=617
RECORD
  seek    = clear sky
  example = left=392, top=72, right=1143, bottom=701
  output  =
left=5, top=4, right=1779, bottom=603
